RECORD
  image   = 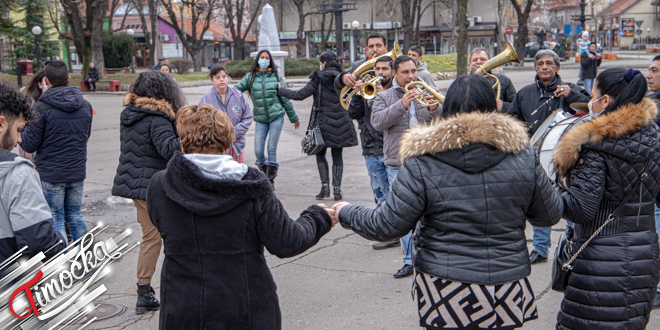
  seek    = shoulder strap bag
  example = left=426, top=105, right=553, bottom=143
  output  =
left=301, top=79, right=325, bottom=156
left=552, top=159, right=652, bottom=292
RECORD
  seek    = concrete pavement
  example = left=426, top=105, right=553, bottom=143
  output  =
left=73, top=66, right=660, bottom=329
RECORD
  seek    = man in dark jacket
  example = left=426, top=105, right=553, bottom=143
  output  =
left=371, top=55, right=441, bottom=278
left=334, top=33, right=389, bottom=94
left=579, top=43, right=601, bottom=94
left=0, top=82, right=64, bottom=263
left=348, top=56, right=399, bottom=250
left=507, top=49, right=590, bottom=265
left=469, top=47, right=517, bottom=112
left=20, top=60, right=93, bottom=246
left=645, top=54, right=660, bottom=309
left=85, top=62, right=99, bottom=92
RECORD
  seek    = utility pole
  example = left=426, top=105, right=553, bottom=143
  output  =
left=318, top=2, right=357, bottom=59
left=451, top=0, right=455, bottom=52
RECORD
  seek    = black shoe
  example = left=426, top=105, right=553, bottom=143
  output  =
left=332, top=164, right=343, bottom=200
left=265, top=164, right=278, bottom=191
left=371, top=240, right=401, bottom=250
left=136, top=284, right=160, bottom=314
left=529, top=250, right=548, bottom=264
left=316, top=184, right=330, bottom=199
left=333, top=186, right=343, bottom=200
left=653, top=292, right=660, bottom=309
left=393, top=264, right=414, bottom=278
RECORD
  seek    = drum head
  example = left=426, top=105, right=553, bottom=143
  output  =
left=537, top=115, right=589, bottom=179
left=530, top=110, right=570, bottom=147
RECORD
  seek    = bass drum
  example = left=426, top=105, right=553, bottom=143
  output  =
left=530, top=110, right=589, bottom=180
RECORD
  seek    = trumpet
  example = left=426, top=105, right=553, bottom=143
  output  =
left=404, top=80, right=445, bottom=107
left=340, top=42, right=403, bottom=110
left=358, top=76, right=383, bottom=100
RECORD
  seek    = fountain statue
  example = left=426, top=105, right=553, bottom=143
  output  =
left=251, top=4, right=289, bottom=77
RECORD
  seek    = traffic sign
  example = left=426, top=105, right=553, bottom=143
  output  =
left=506, top=27, right=513, bottom=34
left=636, top=29, right=643, bottom=35
left=636, top=20, right=644, bottom=28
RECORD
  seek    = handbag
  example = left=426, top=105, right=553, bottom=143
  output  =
left=301, top=79, right=325, bottom=155
left=551, top=160, right=652, bottom=292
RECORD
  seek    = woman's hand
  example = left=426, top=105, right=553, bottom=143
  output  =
left=317, top=204, right=338, bottom=228
left=277, top=82, right=281, bottom=89
left=294, top=121, right=301, bottom=129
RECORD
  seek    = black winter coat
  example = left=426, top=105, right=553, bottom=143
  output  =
left=508, top=75, right=591, bottom=136
left=338, top=111, right=563, bottom=285
left=579, top=51, right=601, bottom=80
left=553, top=98, right=660, bottom=330
left=147, top=152, right=332, bottom=329
left=112, top=93, right=180, bottom=201
left=87, top=67, right=99, bottom=82
left=278, top=68, right=357, bottom=148
left=20, top=86, right=94, bottom=183
left=347, top=86, right=386, bottom=156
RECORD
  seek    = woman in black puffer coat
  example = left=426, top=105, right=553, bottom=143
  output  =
left=553, top=67, right=660, bottom=329
left=111, top=70, right=186, bottom=315
left=278, top=51, right=357, bottom=200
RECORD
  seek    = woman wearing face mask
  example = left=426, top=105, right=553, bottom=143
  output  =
left=277, top=51, right=358, bottom=200
left=234, top=50, right=300, bottom=190
left=554, top=67, right=660, bottom=329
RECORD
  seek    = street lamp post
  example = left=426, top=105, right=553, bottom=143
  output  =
left=31, top=26, right=42, bottom=69
left=127, top=29, right=136, bottom=73
left=648, top=27, right=651, bottom=45
left=351, top=20, right=359, bottom=63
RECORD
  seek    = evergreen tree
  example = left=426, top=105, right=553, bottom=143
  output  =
left=12, top=0, right=60, bottom=67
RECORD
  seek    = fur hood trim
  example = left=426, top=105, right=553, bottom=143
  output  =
left=123, top=93, right=176, bottom=120
left=399, top=111, right=530, bottom=160
left=553, top=98, right=658, bottom=177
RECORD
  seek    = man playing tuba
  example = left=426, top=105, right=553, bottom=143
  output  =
left=334, top=33, right=389, bottom=94
left=469, top=47, right=517, bottom=112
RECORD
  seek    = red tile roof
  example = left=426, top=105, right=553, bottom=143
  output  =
left=597, top=0, right=640, bottom=16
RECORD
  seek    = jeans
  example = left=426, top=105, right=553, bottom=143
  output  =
left=254, top=116, right=284, bottom=165
left=41, top=180, right=88, bottom=246
left=365, top=155, right=389, bottom=206
left=582, top=78, right=594, bottom=94
left=533, top=220, right=574, bottom=258
left=656, top=206, right=660, bottom=293
left=387, top=165, right=413, bottom=265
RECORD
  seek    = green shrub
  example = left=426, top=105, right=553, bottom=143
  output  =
left=225, top=57, right=352, bottom=78
left=102, top=31, right=133, bottom=68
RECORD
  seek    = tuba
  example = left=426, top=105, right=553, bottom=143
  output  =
left=474, top=41, right=521, bottom=99
left=340, top=42, right=403, bottom=110
left=404, top=80, right=445, bottom=107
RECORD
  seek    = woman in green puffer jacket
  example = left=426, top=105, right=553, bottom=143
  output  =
left=234, top=50, right=300, bottom=190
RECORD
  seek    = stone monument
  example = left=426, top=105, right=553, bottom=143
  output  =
left=251, top=4, right=289, bottom=77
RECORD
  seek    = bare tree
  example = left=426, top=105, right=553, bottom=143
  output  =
left=318, top=12, right=333, bottom=53
left=401, top=0, right=421, bottom=51
left=495, top=0, right=512, bottom=53
left=455, top=0, right=469, bottom=75
left=221, top=0, right=262, bottom=60
left=415, top=0, right=450, bottom=47
left=511, top=0, right=534, bottom=66
left=129, top=0, right=159, bottom=67
left=290, top=0, right=315, bottom=58
left=161, top=0, right=218, bottom=71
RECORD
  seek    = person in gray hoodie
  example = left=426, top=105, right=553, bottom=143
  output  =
left=0, top=82, right=64, bottom=264
left=197, top=65, right=253, bottom=163
left=407, top=46, right=437, bottom=89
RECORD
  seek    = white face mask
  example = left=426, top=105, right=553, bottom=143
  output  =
left=588, top=95, right=604, bottom=119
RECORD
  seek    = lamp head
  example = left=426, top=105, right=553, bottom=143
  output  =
left=31, top=26, right=42, bottom=36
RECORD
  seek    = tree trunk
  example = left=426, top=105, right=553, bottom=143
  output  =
left=455, top=0, right=469, bottom=75
left=294, top=0, right=308, bottom=58
left=511, top=0, right=533, bottom=67
left=234, top=37, right=244, bottom=61
left=401, top=0, right=413, bottom=51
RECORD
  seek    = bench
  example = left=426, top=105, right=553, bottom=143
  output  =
left=79, top=80, right=121, bottom=92
left=104, top=67, right=130, bottom=74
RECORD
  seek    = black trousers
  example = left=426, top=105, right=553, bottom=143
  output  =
left=315, top=147, right=343, bottom=167
left=85, top=80, right=96, bottom=91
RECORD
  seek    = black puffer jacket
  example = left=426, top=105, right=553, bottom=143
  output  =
left=112, top=93, right=180, bottom=201
left=553, top=98, right=660, bottom=330
left=347, top=84, right=388, bottom=156
left=338, top=111, right=563, bottom=285
left=278, top=68, right=357, bottom=148
left=508, top=75, right=591, bottom=136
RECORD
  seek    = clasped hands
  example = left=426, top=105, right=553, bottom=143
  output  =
left=317, top=202, right=350, bottom=228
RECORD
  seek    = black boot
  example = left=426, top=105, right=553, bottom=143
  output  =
left=136, top=284, right=160, bottom=314
left=332, top=165, right=343, bottom=201
left=316, top=160, right=330, bottom=199
left=265, top=164, right=278, bottom=191
left=257, top=164, right=266, bottom=174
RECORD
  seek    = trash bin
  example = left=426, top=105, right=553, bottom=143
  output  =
left=17, top=60, right=34, bottom=76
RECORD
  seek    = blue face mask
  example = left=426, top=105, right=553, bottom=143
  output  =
left=258, top=59, right=270, bottom=69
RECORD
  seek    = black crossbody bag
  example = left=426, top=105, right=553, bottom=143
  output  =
left=301, top=79, right=325, bottom=155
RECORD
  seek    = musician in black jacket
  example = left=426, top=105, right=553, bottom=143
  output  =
left=508, top=49, right=590, bottom=137
left=507, top=49, right=590, bottom=265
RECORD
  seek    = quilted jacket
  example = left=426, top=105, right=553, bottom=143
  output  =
left=553, top=98, right=660, bottom=330
left=112, top=93, right=180, bottom=201
left=233, top=70, right=298, bottom=124
left=338, top=111, right=563, bottom=285
left=278, top=68, right=357, bottom=148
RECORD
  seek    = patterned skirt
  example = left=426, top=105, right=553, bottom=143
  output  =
left=413, top=272, right=538, bottom=330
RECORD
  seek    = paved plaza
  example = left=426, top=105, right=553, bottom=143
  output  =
left=59, top=61, right=660, bottom=329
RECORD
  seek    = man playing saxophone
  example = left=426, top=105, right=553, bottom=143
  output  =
left=370, top=55, right=441, bottom=278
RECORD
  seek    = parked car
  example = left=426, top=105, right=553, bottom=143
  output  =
left=525, top=42, right=541, bottom=59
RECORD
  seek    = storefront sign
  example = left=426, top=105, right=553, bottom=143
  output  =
left=280, top=32, right=298, bottom=39
left=202, top=31, right=214, bottom=41
left=373, top=22, right=392, bottom=30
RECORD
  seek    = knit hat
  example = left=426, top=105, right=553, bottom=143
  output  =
left=582, top=31, right=589, bottom=38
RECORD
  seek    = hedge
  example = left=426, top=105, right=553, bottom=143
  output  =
left=225, top=57, right=351, bottom=78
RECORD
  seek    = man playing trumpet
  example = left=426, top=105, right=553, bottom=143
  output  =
left=370, top=55, right=441, bottom=278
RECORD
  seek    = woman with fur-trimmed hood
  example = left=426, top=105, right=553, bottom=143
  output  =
left=278, top=51, right=357, bottom=200
left=111, top=70, right=186, bottom=315
left=554, top=68, right=660, bottom=329
left=334, top=74, right=563, bottom=329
